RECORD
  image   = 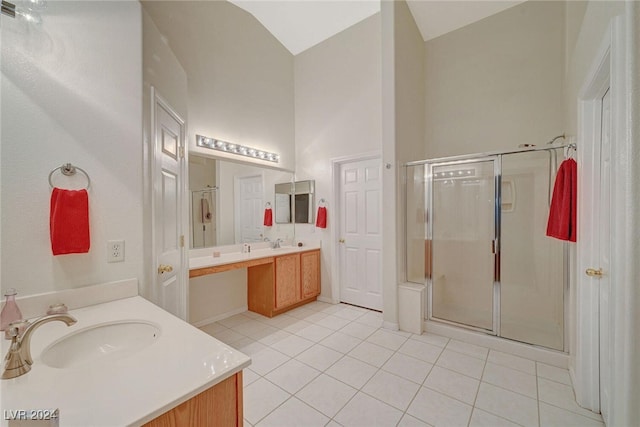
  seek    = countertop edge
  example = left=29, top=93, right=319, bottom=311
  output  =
left=189, top=245, right=321, bottom=271
left=132, top=359, right=251, bottom=426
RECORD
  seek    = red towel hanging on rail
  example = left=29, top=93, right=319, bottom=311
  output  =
left=316, top=206, right=327, bottom=228
left=546, top=158, right=577, bottom=242
left=50, top=188, right=90, bottom=255
left=263, top=207, right=273, bottom=227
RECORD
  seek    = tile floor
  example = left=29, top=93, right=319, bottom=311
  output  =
left=200, top=301, right=604, bottom=427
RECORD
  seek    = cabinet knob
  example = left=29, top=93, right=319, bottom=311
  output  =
left=338, top=238, right=345, bottom=243
left=158, top=264, right=174, bottom=274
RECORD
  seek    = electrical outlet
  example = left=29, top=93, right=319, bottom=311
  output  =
left=107, top=240, right=125, bottom=263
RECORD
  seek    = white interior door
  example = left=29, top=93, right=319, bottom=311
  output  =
left=236, top=175, right=263, bottom=243
left=152, top=89, right=186, bottom=319
left=338, top=158, right=382, bottom=310
left=598, top=87, right=611, bottom=424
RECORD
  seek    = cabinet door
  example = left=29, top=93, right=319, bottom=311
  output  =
left=275, top=253, right=300, bottom=309
left=301, top=250, right=320, bottom=299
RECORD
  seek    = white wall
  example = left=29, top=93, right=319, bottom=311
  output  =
left=1, top=1, right=142, bottom=296
left=294, top=14, right=382, bottom=302
left=392, top=0, right=426, bottom=323
left=142, top=9, right=188, bottom=121
left=394, top=0, right=426, bottom=165
left=424, top=1, right=565, bottom=158
left=142, top=1, right=295, bottom=172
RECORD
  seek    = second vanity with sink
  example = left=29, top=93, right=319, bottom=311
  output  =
left=190, top=243, right=321, bottom=317
left=1, top=289, right=250, bottom=426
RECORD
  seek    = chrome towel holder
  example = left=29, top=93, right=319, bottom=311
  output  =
left=48, top=163, right=91, bottom=190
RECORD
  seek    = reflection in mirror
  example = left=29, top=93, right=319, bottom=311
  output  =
left=293, top=180, right=315, bottom=224
left=191, top=187, right=217, bottom=248
left=274, top=182, right=292, bottom=223
left=189, top=154, right=294, bottom=248
left=274, top=180, right=315, bottom=224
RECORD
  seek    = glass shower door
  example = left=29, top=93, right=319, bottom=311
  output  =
left=430, top=159, right=497, bottom=331
left=500, top=150, right=564, bottom=350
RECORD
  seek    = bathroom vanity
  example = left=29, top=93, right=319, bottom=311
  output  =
left=189, top=245, right=321, bottom=317
left=1, top=289, right=250, bottom=427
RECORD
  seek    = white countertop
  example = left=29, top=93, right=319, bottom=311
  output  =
left=0, top=296, right=251, bottom=427
left=189, top=243, right=321, bottom=271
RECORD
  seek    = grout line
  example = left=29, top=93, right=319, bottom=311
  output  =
left=216, top=308, right=580, bottom=427
left=467, top=350, right=490, bottom=427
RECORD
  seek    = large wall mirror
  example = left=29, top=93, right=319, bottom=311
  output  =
left=189, top=154, right=295, bottom=249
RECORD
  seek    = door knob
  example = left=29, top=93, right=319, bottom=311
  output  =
left=338, top=238, right=345, bottom=243
left=585, top=268, right=603, bottom=277
left=158, top=264, right=174, bottom=274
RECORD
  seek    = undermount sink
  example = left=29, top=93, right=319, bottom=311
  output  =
left=40, top=320, right=161, bottom=369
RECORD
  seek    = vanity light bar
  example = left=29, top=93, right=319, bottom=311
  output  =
left=433, top=168, right=475, bottom=180
left=196, top=134, right=280, bottom=163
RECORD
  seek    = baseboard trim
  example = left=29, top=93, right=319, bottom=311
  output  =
left=383, top=321, right=399, bottom=331
left=317, top=296, right=337, bottom=304
left=191, top=306, right=248, bottom=328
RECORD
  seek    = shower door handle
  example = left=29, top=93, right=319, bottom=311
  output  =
left=492, top=239, right=500, bottom=282
left=491, top=239, right=500, bottom=254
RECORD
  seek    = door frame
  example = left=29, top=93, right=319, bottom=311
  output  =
left=330, top=151, right=382, bottom=306
left=149, top=86, right=188, bottom=320
left=574, top=15, right=630, bottom=422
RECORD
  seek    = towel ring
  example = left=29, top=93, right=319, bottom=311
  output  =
left=48, top=163, right=91, bottom=190
left=265, top=202, right=272, bottom=208
left=318, top=198, right=326, bottom=207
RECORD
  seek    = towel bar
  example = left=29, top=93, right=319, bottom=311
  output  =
left=48, top=163, right=91, bottom=190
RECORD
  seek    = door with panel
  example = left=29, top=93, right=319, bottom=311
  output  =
left=236, top=175, right=264, bottom=243
left=338, top=158, right=382, bottom=311
left=152, top=88, right=186, bottom=320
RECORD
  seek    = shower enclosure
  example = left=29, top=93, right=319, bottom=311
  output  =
left=191, top=187, right=217, bottom=248
left=405, top=146, right=567, bottom=351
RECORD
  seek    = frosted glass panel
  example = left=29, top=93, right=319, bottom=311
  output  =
left=405, top=165, right=427, bottom=284
left=431, top=161, right=495, bottom=331
left=501, top=151, right=564, bottom=350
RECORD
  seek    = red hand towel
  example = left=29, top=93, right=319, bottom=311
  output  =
left=50, top=188, right=90, bottom=255
left=546, top=159, right=577, bottom=242
left=263, top=208, right=273, bottom=227
left=316, top=206, right=327, bottom=228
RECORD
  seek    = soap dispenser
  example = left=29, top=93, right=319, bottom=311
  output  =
left=1, top=288, right=23, bottom=339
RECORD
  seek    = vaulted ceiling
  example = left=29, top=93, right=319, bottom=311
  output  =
left=228, top=0, right=526, bottom=55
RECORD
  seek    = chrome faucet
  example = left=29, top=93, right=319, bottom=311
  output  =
left=2, top=314, right=77, bottom=379
left=272, top=238, right=283, bottom=249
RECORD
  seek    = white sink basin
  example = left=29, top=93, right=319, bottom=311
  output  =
left=41, top=320, right=161, bottom=369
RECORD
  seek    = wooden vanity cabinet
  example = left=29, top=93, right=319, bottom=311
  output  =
left=248, top=249, right=321, bottom=317
left=300, top=250, right=321, bottom=299
left=275, top=253, right=301, bottom=309
left=144, top=371, right=243, bottom=427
